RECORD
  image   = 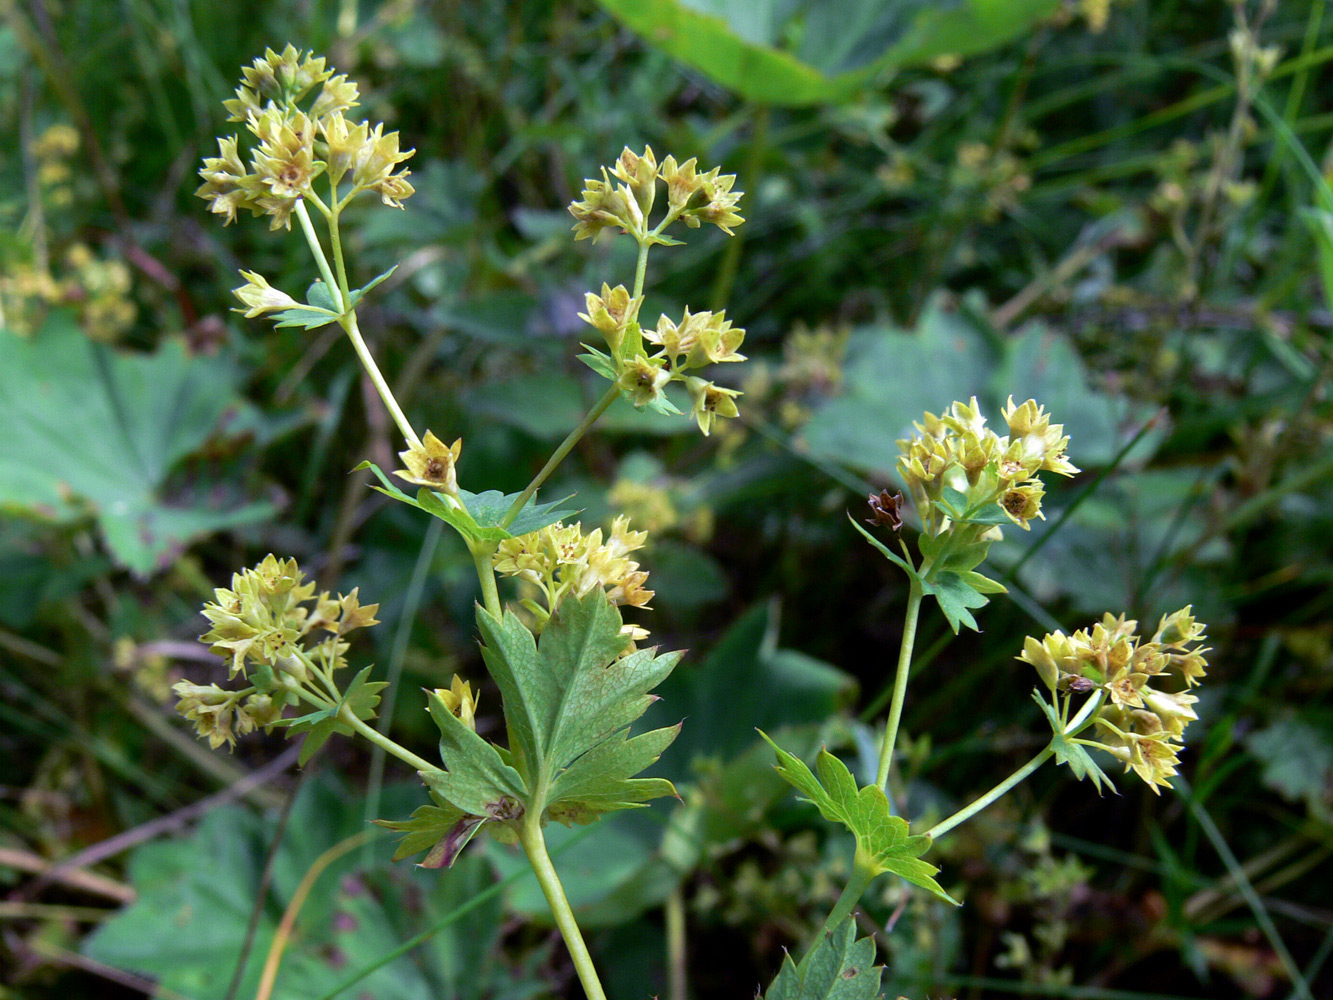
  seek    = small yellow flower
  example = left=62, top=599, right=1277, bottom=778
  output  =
left=579, top=283, right=641, bottom=355
left=394, top=431, right=462, bottom=494
left=609, top=146, right=658, bottom=217
left=686, top=377, right=741, bottom=436
left=435, top=675, right=480, bottom=732
left=618, top=354, right=671, bottom=408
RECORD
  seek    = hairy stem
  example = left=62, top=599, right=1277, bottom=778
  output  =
left=923, top=746, right=1053, bottom=841
left=337, top=706, right=436, bottom=774
left=500, top=383, right=620, bottom=529
left=875, top=580, right=922, bottom=792
left=518, top=815, right=608, bottom=1000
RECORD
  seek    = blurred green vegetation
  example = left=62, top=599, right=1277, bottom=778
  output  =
left=3, top=1, right=1333, bottom=998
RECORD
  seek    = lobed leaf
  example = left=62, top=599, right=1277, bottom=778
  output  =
left=355, top=461, right=578, bottom=544
left=1033, top=693, right=1115, bottom=795
left=477, top=591, right=682, bottom=821
left=759, top=733, right=958, bottom=905
left=423, top=689, right=528, bottom=818
left=763, top=917, right=883, bottom=1000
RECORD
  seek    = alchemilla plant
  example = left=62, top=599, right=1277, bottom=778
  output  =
left=179, top=45, right=1211, bottom=999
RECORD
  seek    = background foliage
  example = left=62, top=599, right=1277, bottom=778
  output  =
left=3, top=1, right=1333, bottom=998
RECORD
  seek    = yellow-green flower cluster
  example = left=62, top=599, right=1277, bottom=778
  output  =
left=175, top=554, right=379, bottom=748
left=1019, top=607, right=1209, bottom=793
left=570, top=148, right=747, bottom=437
left=569, top=146, right=744, bottom=244
left=0, top=243, right=136, bottom=341
left=898, top=396, right=1079, bottom=536
left=493, top=517, right=653, bottom=637
left=197, top=45, right=413, bottom=230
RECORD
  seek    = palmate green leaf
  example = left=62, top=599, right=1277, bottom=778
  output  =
left=0, top=317, right=273, bottom=575
left=919, top=570, right=990, bottom=634
left=280, top=666, right=389, bottom=765
left=477, top=591, right=682, bottom=820
left=578, top=345, right=620, bottom=382
left=758, top=733, right=958, bottom=905
left=934, top=488, right=1011, bottom=527
left=546, top=724, right=682, bottom=825
left=1033, top=693, right=1115, bottom=795
left=763, top=917, right=882, bottom=1000
left=355, top=461, right=578, bottom=544
left=271, top=304, right=342, bottom=330
left=346, top=265, right=398, bottom=310
left=423, top=688, right=528, bottom=818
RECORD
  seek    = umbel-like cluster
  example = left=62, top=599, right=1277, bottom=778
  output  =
left=493, top=517, right=653, bottom=640
left=174, top=555, right=379, bottom=748
left=1021, top=607, right=1209, bottom=792
left=196, top=44, right=414, bottom=231
left=569, top=147, right=748, bottom=437
left=898, top=396, right=1079, bottom=536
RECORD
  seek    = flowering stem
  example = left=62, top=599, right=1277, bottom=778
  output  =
left=294, top=199, right=340, bottom=303
left=342, top=309, right=423, bottom=452
left=472, top=543, right=502, bottom=619
left=875, top=580, right=922, bottom=792
left=923, top=746, right=1054, bottom=841
left=337, top=706, right=436, bottom=774
left=633, top=239, right=651, bottom=299
left=296, top=198, right=422, bottom=451
left=517, top=812, right=609, bottom=1000
left=500, top=383, right=620, bottom=529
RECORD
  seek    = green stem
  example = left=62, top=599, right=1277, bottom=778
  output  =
left=875, top=580, right=922, bottom=791
left=499, top=383, right=620, bottom=529
left=666, top=885, right=688, bottom=1000
left=297, top=197, right=421, bottom=451
left=923, top=746, right=1054, bottom=841
left=517, top=814, right=608, bottom=1000
left=472, top=543, right=502, bottom=619
left=337, top=707, right=436, bottom=774
left=632, top=238, right=651, bottom=299
left=343, top=309, right=423, bottom=452
left=294, top=199, right=340, bottom=303
left=796, top=851, right=878, bottom=976
left=326, top=188, right=353, bottom=307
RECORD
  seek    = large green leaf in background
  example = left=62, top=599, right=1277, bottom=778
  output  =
left=595, top=0, right=1059, bottom=106
left=83, top=777, right=532, bottom=1000
left=0, top=314, right=272, bottom=574
left=799, top=296, right=1158, bottom=479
